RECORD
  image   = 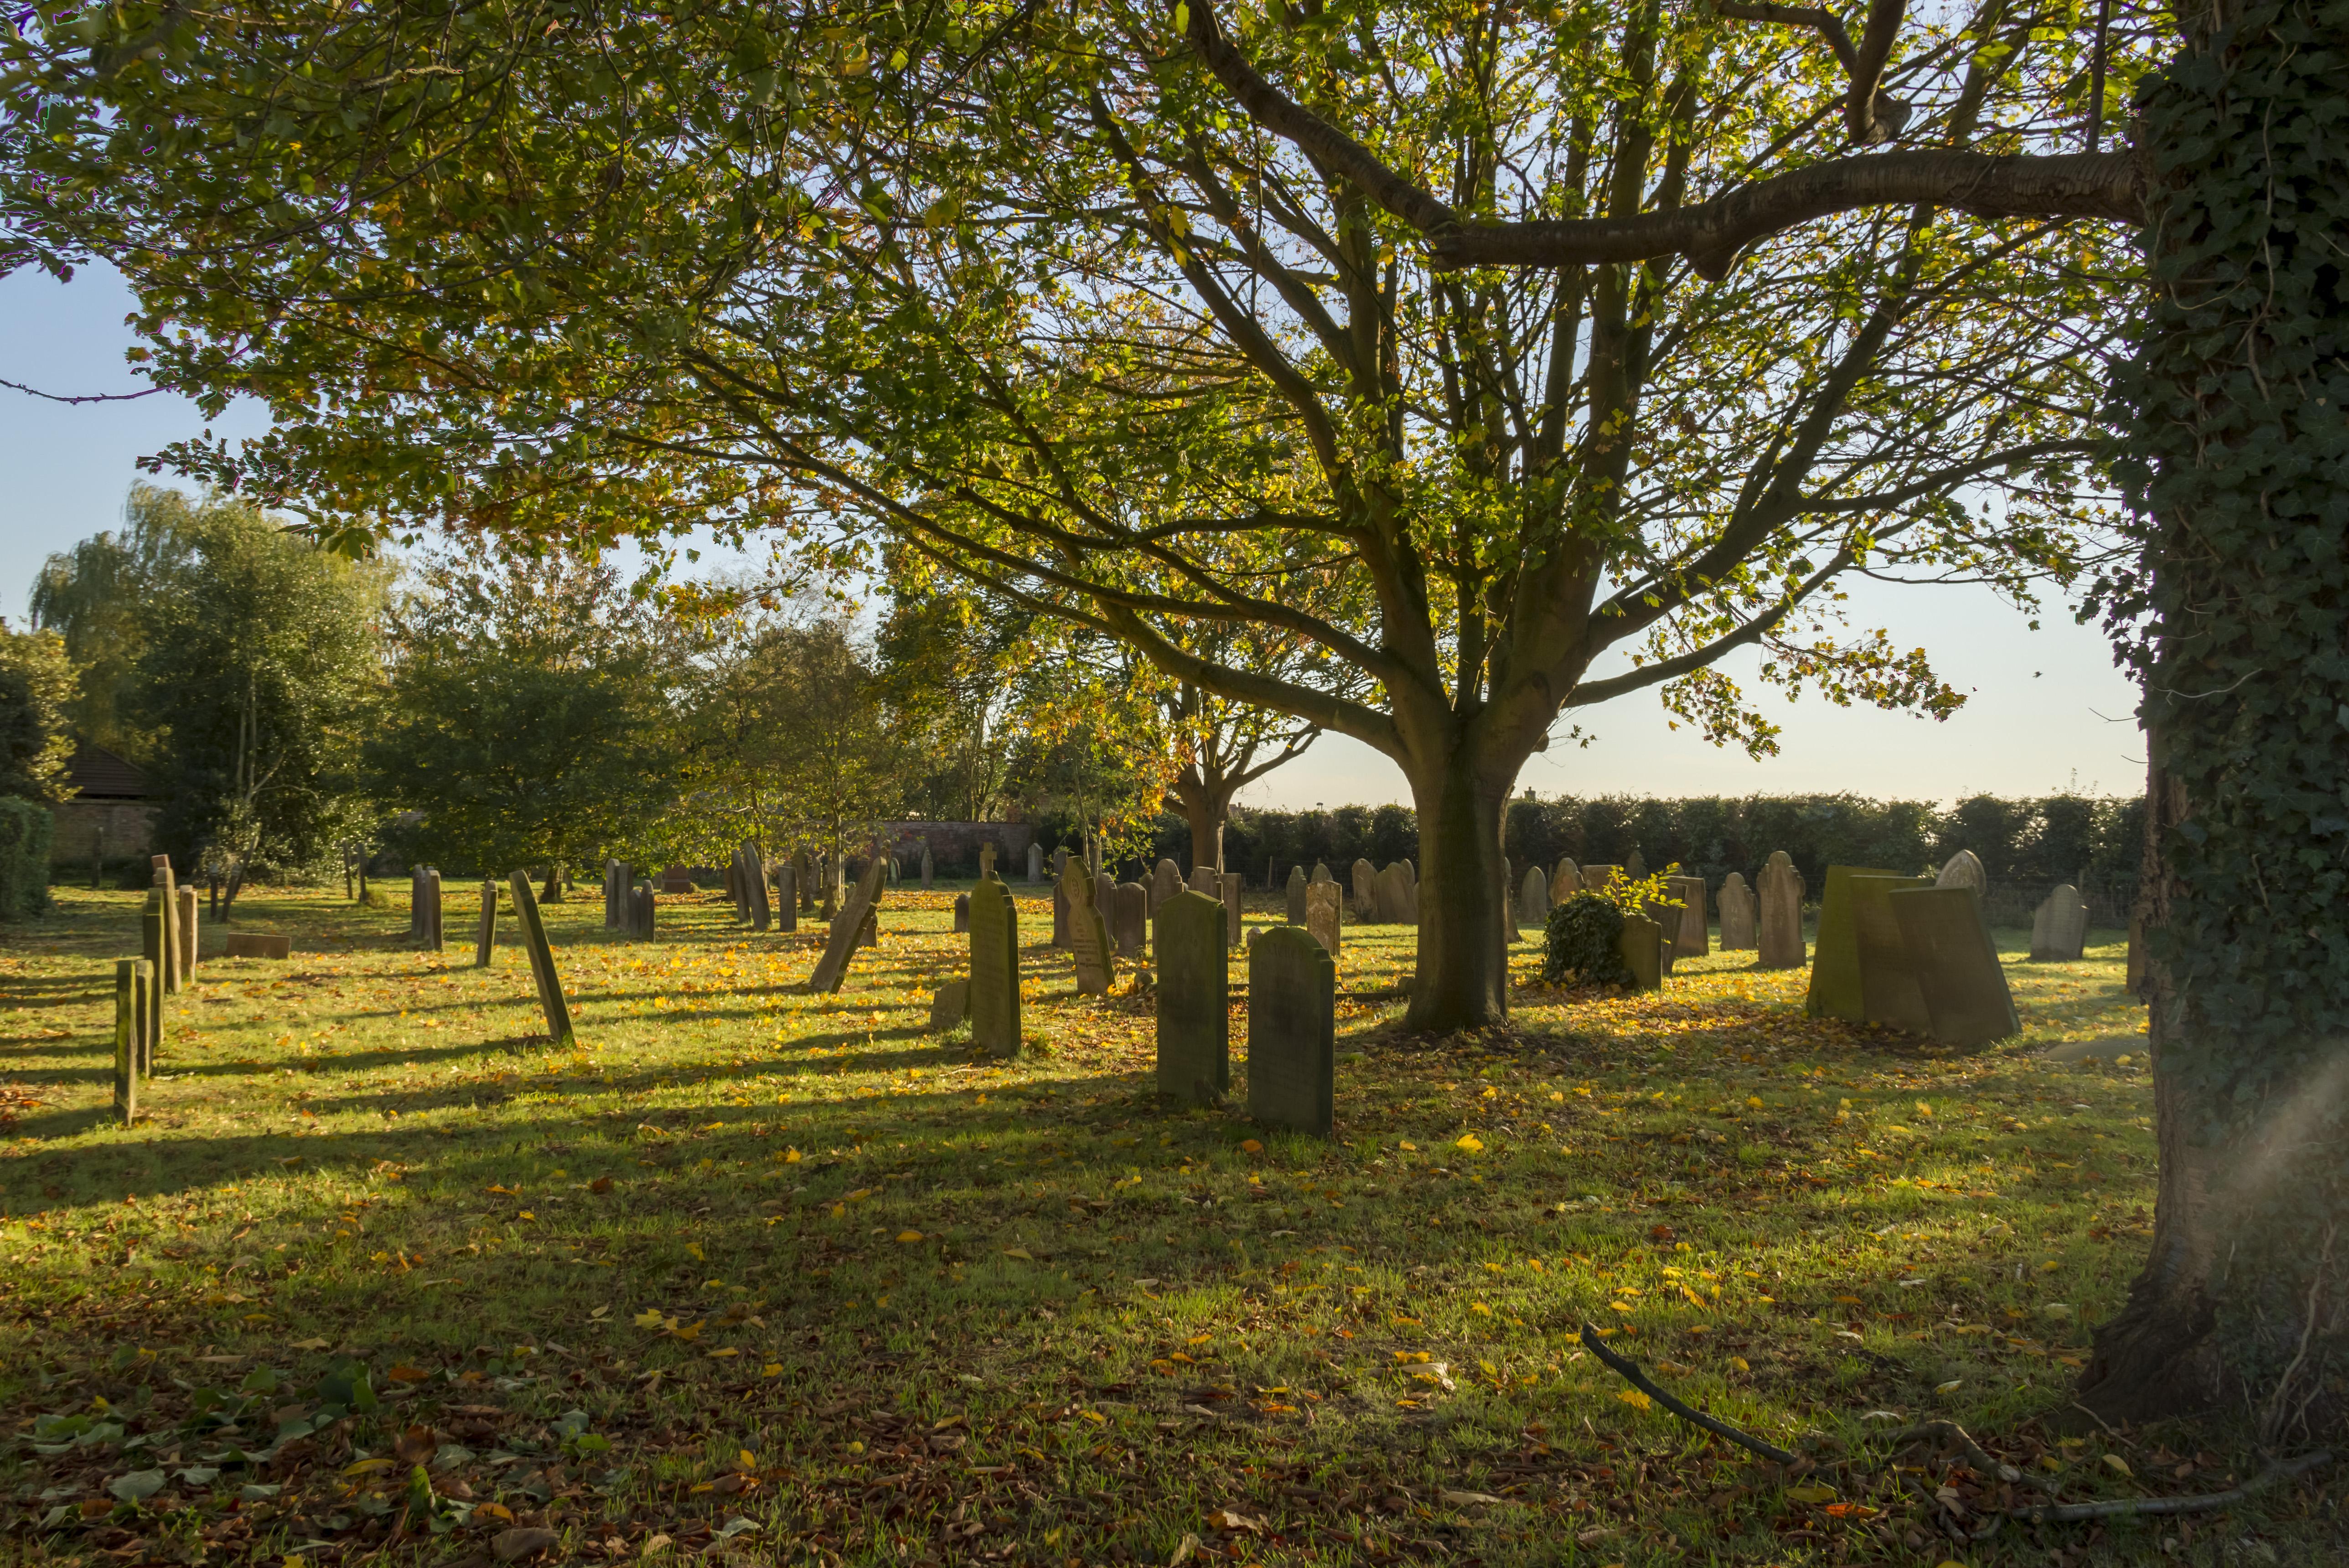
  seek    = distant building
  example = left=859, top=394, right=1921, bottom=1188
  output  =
left=51, top=745, right=158, bottom=867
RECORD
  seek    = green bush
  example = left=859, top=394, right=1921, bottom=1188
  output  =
left=0, top=798, right=55, bottom=922
left=1542, top=893, right=1632, bottom=988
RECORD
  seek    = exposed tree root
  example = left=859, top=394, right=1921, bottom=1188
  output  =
left=1578, top=1323, right=1797, bottom=1465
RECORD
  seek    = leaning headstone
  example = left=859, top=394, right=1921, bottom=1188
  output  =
left=1027, top=841, right=1044, bottom=884
left=968, top=877, right=1021, bottom=1057
left=114, top=958, right=148, bottom=1117
left=1152, top=857, right=1182, bottom=913
left=811, top=859, right=890, bottom=993
left=140, top=888, right=167, bottom=1058
left=1350, top=859, right=1376, bottom=920
left=1221, top=871, right=1244, bottom=948
left=1625, top=850, right=1649, bottom=879
left=505, top=871, right=576, bottom=1048
left=920, top=841, right=934, bottom=892
left=1305, top=880, right=1342, bottom=956
left=1891, top=885, right=2020, bottom=1044
left=1619, top=914, right=1665, bottom=991
left=1286, top=865, right=1309, bottom=925
left=953, top=892, right=971, bottom=934
left=1520, top=865, right=1550, bottom=926
left=1669, top=875, right=1708, bottom=957
left=2030, top=884, right=2090, bottom=961
left=1718, top=872, right=1757, bottom=950
left=1553, top=858, right=1582, bottom=896
left=1806, top=865, right=1901, bottom=1022
left=176, top=886, right=198, bottom=981
left=1155, top=890, right=1227, bottom=1103
left=773, top=863, right=798, bottom=933
left=1851, top=873, right=1935, bottom=1033
left=1757, top=851, right=1806, bottom=968
left=857, top=906, right=877, bottom=948
left=475, top=880, right=498, bottom=967
left=1936, top=850, right=1987, bottom=895
left=1064, top=870, right=1114, bottom=996
left=1247, top=928, right=1335, bottom=1136
left=928, top=978, right=969, bottom=1032
left=150, top=859, right=181, bottom=993
left=1111, top=882, right=1148, bottom=959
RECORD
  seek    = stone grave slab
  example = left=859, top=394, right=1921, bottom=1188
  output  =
left=1757, top=851, right=1806, bottom=968
left=1851, top=873, right=1935, bottom=1033
left=1520, top=865, right=1549, bottom=926
left=1619, top=914, right=1665, bottom=991
left=476, top=880, right=498, bottom=967
left=1052, top=876, right=1071, bottom=949
left=1718, top=872, right=1757, bottom=950
left=506, top=871, right=576, bottom=1048
left=1155, top=890, right=1228, bottom=1104
left=1066, top=867, right=1115, bottom=995
left=968, top=877, right=1021, bottom=1057
left=1806, top=865, right=1899, bottom=1021
left=1305, top=880, right=1342, bottom=956
left=1553, top=858, right=1581, bottom=896
left=1222, top=872, right=1244, bottom=947
left=150, top=857, right=180, bottom=994
left=953, top=892, right=971, bottom=934
left=176, top=886, right=198, bottom=980
left=811, top=859, right=889, bottom=993
left=1669, top=876, right=1708, bottom=957
left=1246, top=926, right=1334, bottom=1135
left=1625, top=851, right=1649, bottom=879
left=1286, top=866, right=1308, bottom=925
left=1152, top=858, right=1182, bottom=912
left=1350, top=859, right=1376, bottom=920
left=928, top=978, right=969, bottom=1032
left=1891, top=886, right=2020, bottom=1045
left=1581, top=864, right=1620, bottom=892
left=774, top=865, right=798, bottom=933
left=224, top=932, right=292, bottom=959
left=1936, top=850, right=1986, bottom=894
left=114, top=958, right=146, bottom=1117
left=1112, top=882, right=1148, bottom=959
left=2030, top=884, right=2089, bottom=961
left=1312, top=861, right=1331, bottom=885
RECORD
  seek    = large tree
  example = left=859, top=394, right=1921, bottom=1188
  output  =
left=1161, top=0, right=2349, bottom=1442
left=0, top=0, right=2125, bottom=1030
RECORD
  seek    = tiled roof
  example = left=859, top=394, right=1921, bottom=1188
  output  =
left=64, top=744, right=153, bottom=800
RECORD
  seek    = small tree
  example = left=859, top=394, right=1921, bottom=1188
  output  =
left=0, top=620, right=77, bottom=804
left=755, top=619, right=906, bottom=909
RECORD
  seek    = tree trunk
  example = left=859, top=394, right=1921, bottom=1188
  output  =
left=541, top=864, right=564, bottom=902
left=1401, top=753, right=1511, bottom=1033
left=1172, top=768, right=1228, bottom=875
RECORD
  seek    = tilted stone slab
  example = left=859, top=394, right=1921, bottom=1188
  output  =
left=967, top=877, right=1021, bottom=1058
left=1806, top=866, right=1899, bottom=1022
left=1064, top=867, right=1115, bottom=995
left=1027, top=842, right=1045, bottom=884
left=774, top=865, right=798, bottom=933
left=1155, top=890, right=1228, bottom=1104
left=1850, top=874, right=1935, bottom=1034
left=1757, top=851, right=1806, bottom=968
left=745, top=843, right=772, bottom=931
left=1891, top=885, right=2020, bottom=1045
left=1718, top=872, right=1757, bottom=950
left=506, top=871, right=576, bottom=1048
left=1306, top=880, right=1342, bottom=956
left=953, top=892, right=971, bottom=934
left=1246, top=926, right=1334, bottom=1135
left=475, top=879, right=498, bottom=967
left=810, top=858, right=890, bottom=994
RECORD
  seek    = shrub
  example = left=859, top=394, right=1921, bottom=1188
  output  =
left=1542, top=893, right=1632, bottom=988
left=0, top=798, right=54, bottom=922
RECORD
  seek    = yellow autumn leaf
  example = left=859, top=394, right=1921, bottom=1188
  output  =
left=342, top=1457, right=395, bottom=1476
left=1786, top=1483, right=1837, bottom=1504
left=1615, top=1390, right=1651, bottom=1411
left=2102, top=1454, right=2132, bottom=1476
left=1455, top=1133, right=1485, bottom=1153
left=633, top=1308, right=666, bottom=1329
left=1730, top=1356, right=1751, bottom=1372
left=686, top=1242, right=705, bottom=1261
left=1746, top=1096, right=1763, bottom=1108
left=896, top=1230, right=925, bottom=1243
left=1003, top=1247, right=1034, bottom=1261
left=784, top=1148, right=802, bottom=1163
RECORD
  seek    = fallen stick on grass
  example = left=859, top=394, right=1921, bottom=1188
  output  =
left=1578, top=1323, right=1796, bottom=1466
left=2008, top=1449, right=2333, bottom=1523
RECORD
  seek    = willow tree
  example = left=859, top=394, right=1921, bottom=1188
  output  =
left=1171, top=0, right=2349, bottom=1440
left=3, top=0, right=2127, bottom=1028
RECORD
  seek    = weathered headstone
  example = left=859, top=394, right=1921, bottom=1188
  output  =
left=223, top=932, right=292, bottom=959
left=968, top=877, right=1021, bottom=1057
left=140, top=889, right=167, bottom=1057
left=1718, top=872, right=1757, bottom=950
left=1669, top=875, right=1708, bottom=957
left=2030, top=884, right=2090, bottom=961
left=631, top=878, right=657, bottom=940
left=476, top=880, right=498, bottom=966
left=1155, top=890, right=1227, bottom=1103
left=1806, top=865, right=1900, bottom=1021
left=657, top=865, right=695, bottom=894
left=505, top=871, right=576, bottom=1048
left=953, top=892, right=971, bottom=934
left=1851, top=873, right=1936, bottom=1033
left=928, top=978, right=969, bottom=1031
left=1375, top=863, right=1413, bottom=924
left=607, top=859, right=626, bottom=928
left=1350, top=858, right=1376, bottom=920
left=1553, top=858, right=1582, bottom=896
left=1221, top=871, right=1244, bottom=948
left=811, top=859, right=890, bottom=993
left=176, top=886, right=198, bottom=981
left=1935, top=850, right=1987, bottom=895
left=1305, top=880, right=1342, bottom=956
left=773, top=863, right=798, bottom=933
left=744, top=843, right=772, bottom=931
left=1286, top=865, right=1308, bottom=925
left=1052, top=873, right=1072, bottom=949
left=1625, top=850, right=1649, bottom=879
left=1311, top=861, right=1331, bottom=885
left=795, top=849, right=818, bottom=913
left=1152, top=857, right=1182, bottom=912
left=1581, top=864, right=1621, bottom=892
left=857, top=906, right=877, bottom=948
left=1618, top=914, right=1665, bottom=991
left=149, top=858, right=181, bottom=993
left=1520, top=865, right=1550, bottom=925
left=1053, top=846, right=1070, bottom=882
left=920, top=840, right=934, bottom=892
left=1189, top=864, right=1219, bottom=897
left=979, top=843, right=997, bottom=880
left=1756, top=851, right=1806, bottom=969
left=114, top=957, right=148, bottom=1117
left=1027, top=841, right=1044, bottom=884
left=1891, top=886, right=2020, bottom=1045
left=1247, top=927, right=1335, bottom=1135
left=1094, top=871, right=1116, bottom=927
left=1111, top=882, right=1148, bottom=959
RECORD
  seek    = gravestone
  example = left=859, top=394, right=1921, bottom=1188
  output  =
left=796, top=849, right=818, bottom=913
left=1891, top=885, right=2020, bottom=1044
left=1520, top=865, right=1550, bottom=926
left=1618, top=914, right=1665, bottom=991
left=1806, top=865, right=1900, bottom=1021
left=1935, top=850, right=1987, bottom=895
left=1111, top=882, right=1148, bottom=959
left=223, top=932, right=292, bottom=959
left=141, top=889, right=167, bottom=1058
left=979, top=843, right=997, bottom=880
left=968, top=877, right=1021, bottom=1057
left=953, top=892, right=971, bottom=934
left=1053, top=847, right=1070, bottom=882
left=858, top=906, right=877, bottom=948
left=607, top=859, right=626, bottom=928
left=1095, top=871, right=1116, bottom=926
left=811, top=859, right=890, bottom=993
left=150, top=858, right=181, bottom=993
left=1669, top=876, right=1708, bottom=957
left=475, top=880, right=498, bottom=967
left=1189, top=864, right=1218, bottom=897
left=1756, top=851, right=1806, bottom=968
left=1503, top=859, right=1520, bottom=941
left=413, top=867, right=443, bottom=952
left=1152, top=857, right=1182, bottom=913
left=1311, top=861, right=1331, bottom=885
left=630, top=878, right=657, bottom=940
left=774, top=864, right=798, bottom=933
left=928, top=978, right=969, bottom=1031
left=114, top=957, right=148, bottom=1119
left=506, top=872, right=576, bottom=1048
left=1581, top=864, right=1621, bottom=892
left=1052, top=874, right=1072, bottom=949
left=2030, top=884, right=2090, bottom=961
left=1306, top=880, right=1342, bottom=956
left=1246, top=927, right=1335, bottom=1135
left=1718, top=872, right=1758, bottom=950
left=1350, top=859, right=1376, bottom=920
left=1155, top=890, right=1227, bottom=1103
left=1027, top=842, right=1044, bottom=884
left=176, top=886, right=198, bottom=981
left=1553, top=858, right=1582, bottom=897
left=920, top=841, right=934, bottom=891
left=658, top=865, right=695, bottom=894
left=1066, top=868, right=1115, bottom=995
left=1221, top=871, right=1245, bottom=948
left=1376, top=863, right=1413, bottom=925
left=1851, top=873, right=1936, bottom=1033
left=744, top=843, right=772, bottom=931
left=1625, top=850, right=1649, bottom=879
left=1286, top=865, right=1309, bottom=925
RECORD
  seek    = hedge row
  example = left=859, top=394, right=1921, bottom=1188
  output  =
left=0, top=798, right=54, bottom=922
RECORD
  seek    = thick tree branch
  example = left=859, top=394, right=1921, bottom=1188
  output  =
left=1567, top=549, right=1852, bottom=707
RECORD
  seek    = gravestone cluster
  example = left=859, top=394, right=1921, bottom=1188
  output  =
left=1806, top=854, right=2017, bottom=1044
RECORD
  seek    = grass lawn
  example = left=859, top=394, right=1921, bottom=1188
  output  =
left=0, top=879, right=2330, bottom=1566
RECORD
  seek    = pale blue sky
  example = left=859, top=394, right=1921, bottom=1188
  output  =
left=3, top=263, right=2146, bottom=808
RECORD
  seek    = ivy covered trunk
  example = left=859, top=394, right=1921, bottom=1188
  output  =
left=2078, top=0, right=2349, bottom=1435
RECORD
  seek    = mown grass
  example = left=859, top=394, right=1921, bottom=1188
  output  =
left=0, top=880, right=2331, bottom=1566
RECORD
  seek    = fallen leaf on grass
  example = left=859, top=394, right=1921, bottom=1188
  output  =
left=1785, top=1483, right=1837, bottom=1504
left=1002, top=1247, right=1035, bottom=1261
left=472, top=1501, right=515, bottom=1524
left=492, top=1525, right=559, bottom=1561
left=1441, top=1490, right=1502, bottom=1506
left=895, top=1230, right=925, bottom=1243
left=341, top=1457, right=395, bottom=1476
left=2102, top=1454, right=2132, bottom=1476
left=291, top=1336, right=330, bottom=1351
left=1614, top=1391, right=1651, bottom=1411
left=1168, top=1532, right=1202, bottom=1566
left=108, top=1470, right=166, bottom=1503
left=1204, top=1508, right=1263, bottom=1532
left=588, top=1177, right=613, bottom=1194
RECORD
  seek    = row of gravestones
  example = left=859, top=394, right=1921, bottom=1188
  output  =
left=931, top=871, right=1338, bottom=1134
left=1805, top=851, right=2020, bottom=1045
